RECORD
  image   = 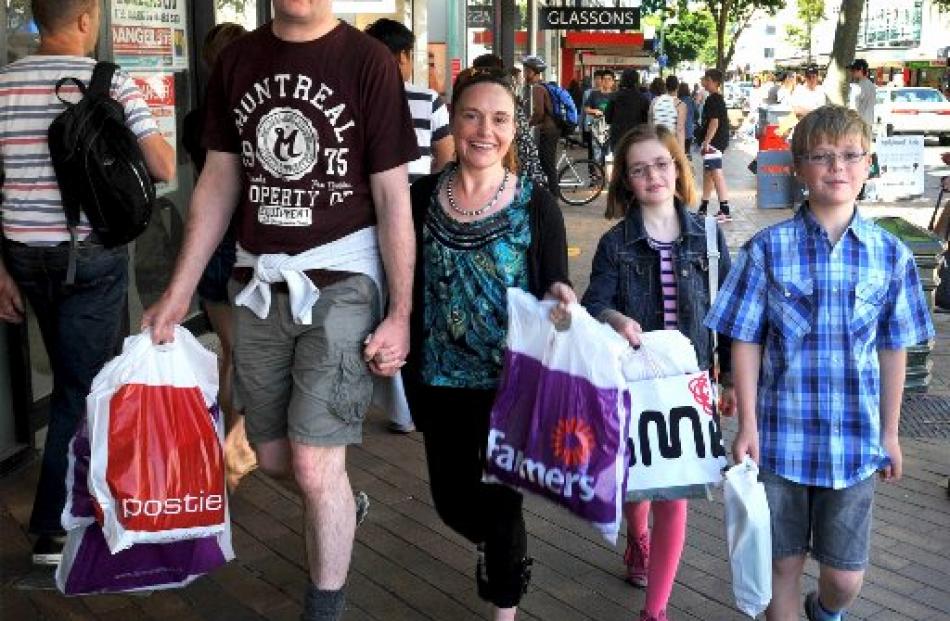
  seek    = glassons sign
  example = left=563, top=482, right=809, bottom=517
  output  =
left=539, top=8, right=641, bottom=31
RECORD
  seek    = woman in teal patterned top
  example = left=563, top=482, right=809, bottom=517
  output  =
left=402, top=67, right=575, bottom=621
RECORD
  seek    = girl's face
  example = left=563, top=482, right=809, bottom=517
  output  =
left=624, top=139, right=678, bottom=208
left=451, top=82, right=516, bottom=171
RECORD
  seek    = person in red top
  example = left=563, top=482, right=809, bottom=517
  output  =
left=143, top=1, right=418, bottom=619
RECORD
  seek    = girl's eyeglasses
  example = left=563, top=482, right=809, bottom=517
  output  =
left=626, top=158, right=674, bottom=179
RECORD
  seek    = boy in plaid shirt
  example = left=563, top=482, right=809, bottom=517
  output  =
left=705, top=105, right=934, bottom=621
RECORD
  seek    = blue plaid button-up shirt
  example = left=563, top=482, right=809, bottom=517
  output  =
left=705, top=206, right=935, bottom=489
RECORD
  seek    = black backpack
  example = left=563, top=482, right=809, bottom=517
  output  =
left=48, top=62, right=156, bottom=251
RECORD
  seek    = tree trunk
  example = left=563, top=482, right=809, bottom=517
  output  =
left=715, top=0, right=730, bottom=71
left=825, top=0, right=866, bottom=105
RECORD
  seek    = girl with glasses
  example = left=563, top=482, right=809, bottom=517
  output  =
left=581, top=124, right=736, bottom=621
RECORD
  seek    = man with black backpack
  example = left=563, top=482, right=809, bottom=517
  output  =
left=523, top=55, right=561, bottom=191
left=0, top=0, right=174, bottom=567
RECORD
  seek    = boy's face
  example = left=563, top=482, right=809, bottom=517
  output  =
left=796, top=134, right=870, bottom=210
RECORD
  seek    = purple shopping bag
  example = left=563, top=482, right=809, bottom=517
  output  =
left=484, top=289, right=631, bottom=543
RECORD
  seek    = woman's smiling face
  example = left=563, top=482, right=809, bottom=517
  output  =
left=451, top=82, right=516, bottom=171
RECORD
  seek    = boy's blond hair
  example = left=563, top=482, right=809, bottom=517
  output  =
left=791, top=105, right=871, bottom=163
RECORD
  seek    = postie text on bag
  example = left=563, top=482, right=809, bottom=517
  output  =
left=122, top=491, right=224, bottom=518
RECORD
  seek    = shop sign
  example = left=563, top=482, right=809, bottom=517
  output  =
left=539, top=8, right=640, bottom=31
left=467, top=6, right=523, bottom=29
left=112, top=0, right=188, bottom=71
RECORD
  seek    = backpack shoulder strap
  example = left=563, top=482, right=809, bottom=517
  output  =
left=705, top=214, right=720, bottom=382
left=88, top=61, right=119, bottom=98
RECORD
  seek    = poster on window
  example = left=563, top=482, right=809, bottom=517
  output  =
left=112, top=0, right=189, bottom=71
left=131, top=72, right=178, bottom=195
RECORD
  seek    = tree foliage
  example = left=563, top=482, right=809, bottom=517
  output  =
left=703, top=0, right=786, bottom=71
left=785, top=0, right=825, bottom=64
left=216, top=0, right=251, bottom=11
left=664, top=10, right=715, bottom=68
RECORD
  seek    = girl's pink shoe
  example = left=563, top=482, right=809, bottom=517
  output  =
left=639, top=610, right=668, bottom=621
left=623, top=532, right=650, bottom=587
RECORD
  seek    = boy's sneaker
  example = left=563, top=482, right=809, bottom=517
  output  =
left=805, top=590, right=844, bottom=621
left=387, top=421, right=415, bottom=434
left=623, top=533, right=650, bottom=587
left=715, top=210, right=732, bottom=223
left=32, top=535, right=65, bottom=566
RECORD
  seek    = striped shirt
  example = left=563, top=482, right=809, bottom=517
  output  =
left=405, top=82, right=450, bottom=184
left=648, top=237, right=678, bottom=328
left=0, top=56, right=158, bottom=245
left=705, top=206, right=935, bottom=489
left=649, top=94, right=679, bottom=133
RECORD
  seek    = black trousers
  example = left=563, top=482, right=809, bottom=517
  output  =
left=416, top=385, right=528, bottom=608
left=538, top=128, right=560, bottom=192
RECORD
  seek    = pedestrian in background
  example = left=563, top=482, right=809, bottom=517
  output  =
left=0, top=0, right=174, bottom=566
left=583, top=124, right=735, bottom=621
left=696, top=69, right=732, bottom=222
left=706, top=105, right=934, bottom=621
left=607, top=68, right=649, bottom=155
left=585, top=69, right=616, bottom=165
left=678, top=81, right=698, bottom=157
left=523, top=55, right=560, bottom=190
left=649, top=75, right=686, bottom=147
left=847, top=58, right=876, bottom=129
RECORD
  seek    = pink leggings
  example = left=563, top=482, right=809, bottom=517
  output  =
left=625, top=499, right=688, bottom=616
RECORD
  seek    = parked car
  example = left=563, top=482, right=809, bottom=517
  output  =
left=875, top=86, right=950, bottom=145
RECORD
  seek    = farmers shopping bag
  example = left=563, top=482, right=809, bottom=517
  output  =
left=85, top=327, right=226, bottom=553
left=484, top=288, right=631, bottom=543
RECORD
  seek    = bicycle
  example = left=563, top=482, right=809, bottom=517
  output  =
left=556, top=135, right=606, bottom=206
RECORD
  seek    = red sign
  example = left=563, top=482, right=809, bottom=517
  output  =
left=563, top=31, right=645, bottom=48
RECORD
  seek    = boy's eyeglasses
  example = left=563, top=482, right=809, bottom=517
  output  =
left=799, top=151, right=868, bottom=167
left=627, top=159, right=674, bottom=179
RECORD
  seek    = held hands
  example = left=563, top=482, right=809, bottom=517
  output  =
left=879, top=434, right=903, bottom=482
left=545, top=282, right=577, bottom=331
left=0, top=268, right=24, bottom=323
left=363, top=313, right=409, bottom=377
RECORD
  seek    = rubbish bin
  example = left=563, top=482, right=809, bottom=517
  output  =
left=873, top=216, right=945, bottom=392
left=756, top=105, right=792, bottom=140
left=756, top=150, right=804, bottom=209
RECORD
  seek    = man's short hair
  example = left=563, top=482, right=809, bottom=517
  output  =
left=791, top=105, right=871, bottom=162
left=472, top=53, right=504, bottom=70
left=665, top=75, right=679, bottom=92
left=364, top=18, right=414, bottom=56
left=704, top=69, right=724, bottom=85
left=32, top=0, right=95, bottom=32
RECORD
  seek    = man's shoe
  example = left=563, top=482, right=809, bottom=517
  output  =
left=623, top=533, right=650, bottom=587
left=715, top=210, right=732, bottom=223
left=387, top=421, right=415, bottom=434
left=32, top=535, right=65, bottom=566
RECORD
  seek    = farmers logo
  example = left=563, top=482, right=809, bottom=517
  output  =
left=688, top=374, right=714, bottom=416
left=257, top=107, right=318, bottom=180
left=551, top=417, right=596, bottom=468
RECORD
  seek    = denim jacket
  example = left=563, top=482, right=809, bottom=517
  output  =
left=581, top=200, right=732, bottom=380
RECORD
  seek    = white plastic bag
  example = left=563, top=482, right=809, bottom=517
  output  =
left=723, top=456, right=773, bottom=617
left=86, top=327, right=226, bottom=553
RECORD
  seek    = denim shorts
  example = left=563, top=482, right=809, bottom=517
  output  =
left=229, top=274, right=380, bottom=447
left=759, top=469, right=876, bottom=571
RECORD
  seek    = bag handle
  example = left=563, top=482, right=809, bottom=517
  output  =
left=704, top=215, right=721, bottom=388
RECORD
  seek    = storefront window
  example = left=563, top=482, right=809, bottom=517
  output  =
left=216, top=0, right=259, bottom=31
left=3, top=0, right=39, bottom=64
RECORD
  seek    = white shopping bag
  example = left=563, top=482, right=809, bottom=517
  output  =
left=85, top=327, right=226, bottom=553
left=723, top=457, right=772, bottom=618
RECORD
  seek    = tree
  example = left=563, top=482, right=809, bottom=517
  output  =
left=704, top=0, right=786, bottom=71
left=664, top=10, right=715, bottom=68
left=785, top=0, right=826, bottom=65
left=216, top=0, right=251, bottom=11
left=824, top=0, right=865, bottom=105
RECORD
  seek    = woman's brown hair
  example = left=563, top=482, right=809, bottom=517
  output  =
left=451, top=67, right=520, bottom=172
left=605, top=124, right=697, bottom=219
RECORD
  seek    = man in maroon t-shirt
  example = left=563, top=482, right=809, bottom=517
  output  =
left=143, top=1, right=418, bottom=619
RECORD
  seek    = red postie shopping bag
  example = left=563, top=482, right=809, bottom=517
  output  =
left=86, top=327, right=225, bottom=553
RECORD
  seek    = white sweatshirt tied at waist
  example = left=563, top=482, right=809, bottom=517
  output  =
left=233, top=226, right=385, bottom=325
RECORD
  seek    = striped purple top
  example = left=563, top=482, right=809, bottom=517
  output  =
left=648, top=237, right=678, bottom=328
